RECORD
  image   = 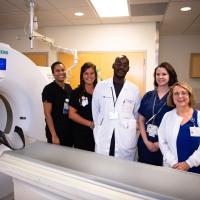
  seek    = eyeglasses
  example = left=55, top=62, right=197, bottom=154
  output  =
left=173, top=91, right=189, bottom=97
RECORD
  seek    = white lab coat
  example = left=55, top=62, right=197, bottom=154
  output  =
left=158, top=108, right=200, bottom=168
left=92, top=78, right=140, bottom=160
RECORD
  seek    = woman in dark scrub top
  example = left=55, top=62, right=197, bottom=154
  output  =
left=137, top=62, right=178, bottom=166
left=42, top=61, right=73, bottom=147
left=69, top=62, right=97, bottom=151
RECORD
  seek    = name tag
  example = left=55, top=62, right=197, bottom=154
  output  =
left=109, top=112, right=118, bottom=120
left=147, top=124, right=158, bottom=137
left=81, top=96, right=88, bottom=107
left=190, top=127, right=200, bottom=137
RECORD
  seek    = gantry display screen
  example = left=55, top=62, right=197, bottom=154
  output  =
left=0, top=58, right=6, bottom=70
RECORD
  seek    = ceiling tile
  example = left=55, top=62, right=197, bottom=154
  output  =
left=47, top=0, right=89, bottom=9
left=59, top=6, right=98, bottom=19
left=0, top=0, right=199, bottom=35
left=160, top=1, right=200, bottom=35
left=131, top=15, right=163, bottom=22
left=101, top=17, right=131, bottom=24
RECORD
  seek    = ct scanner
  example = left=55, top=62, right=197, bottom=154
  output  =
left=0, top=42, right=47, bottom=143
left=0, top=42, right=48, bottom=199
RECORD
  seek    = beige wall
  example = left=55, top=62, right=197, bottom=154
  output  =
left=159, top=35, right=200, bottom=102
left=0, top=22, right=157, bottom=92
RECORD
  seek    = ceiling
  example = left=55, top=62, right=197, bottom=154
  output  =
left=0, top=0, right=199, bottom=35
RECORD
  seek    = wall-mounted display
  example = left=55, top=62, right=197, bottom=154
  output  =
left=190, top=53, right=200, bottom=78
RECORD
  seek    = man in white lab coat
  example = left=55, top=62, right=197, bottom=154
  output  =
left=92, top=55, right=140, bottom=161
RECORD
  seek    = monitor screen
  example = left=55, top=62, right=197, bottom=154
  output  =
left=0, top=58, right=6, bottom=70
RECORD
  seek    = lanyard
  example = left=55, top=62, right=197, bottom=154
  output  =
left=145, top=93, right=167, bottom=125
left=111, top=87, right=117, bottom=107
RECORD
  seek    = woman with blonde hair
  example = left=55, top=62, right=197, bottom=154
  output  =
left=158, top=82, right=200, bottom=174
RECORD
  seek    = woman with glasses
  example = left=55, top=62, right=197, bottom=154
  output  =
left=69, top=62, right=97, bottom=152
left=137, top=62, right=178, bottom=166
left=158, top=82, right=200, bottom=174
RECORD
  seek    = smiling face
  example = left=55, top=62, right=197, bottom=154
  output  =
left=155, top=67, right=169, bottom=87
left=172, top=85, right=190, bottom=108
left=113, top=55, right=129, bottom=80
left=83, top=67, right=96, bottom=86
left=53, top=63, right=66, bottom=82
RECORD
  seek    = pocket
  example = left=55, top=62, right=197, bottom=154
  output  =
left=122, top=99, right=135, bottom=119
left=119, top=119, right=138, bottom=149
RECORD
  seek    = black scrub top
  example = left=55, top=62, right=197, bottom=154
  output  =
left=42, top=81, right=73, bottom=146
left=69, top=87, right=94, bottom=152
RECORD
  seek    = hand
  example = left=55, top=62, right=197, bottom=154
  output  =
left=52, top=135, right=60, bottom=145
left=145, top=140, right=158, bottom=152
left=89, top=121, right=95, bottom=130
left=172, top=162, right=190, bottom=171
left=154, top=142, right=160, bottom=151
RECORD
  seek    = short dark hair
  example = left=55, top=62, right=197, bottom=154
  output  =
left=113, top=55, right=129, bottom=67
left=153, top=62, right=178, bottom=87
left=50, top=61, right=64, bottom=73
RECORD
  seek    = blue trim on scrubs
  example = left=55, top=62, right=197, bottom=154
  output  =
left=176, top=110, right=200, bottom=174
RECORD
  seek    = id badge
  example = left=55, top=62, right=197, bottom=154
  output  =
left=109, top=112, right=119, bottom=120
left=190, top=127, right=200, bottom=137
left=147, top=124, right=158, bottom=137
left=81, top=96, right=88, bottom=107
left=63, top=99, right=69, bottom=115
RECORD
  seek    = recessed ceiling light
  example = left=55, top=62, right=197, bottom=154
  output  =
left=74, top=12, right=84, bottom=16
left=90, top=0, right=129, bottom=17
left=180, top=7, right=191, bottom=12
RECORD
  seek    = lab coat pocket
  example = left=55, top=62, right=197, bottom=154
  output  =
left=119, top=119, right=138, bottom=149
left=122, top=99, right=135, bottom=119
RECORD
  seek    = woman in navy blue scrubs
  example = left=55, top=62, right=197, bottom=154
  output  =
left=159, top=82, right=200, bottom=174
left=137, top=62, right=178, bottom=166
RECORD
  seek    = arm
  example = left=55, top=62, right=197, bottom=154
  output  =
left=92, top=85, right=100, bottom=126
left=138, top=114, right=158, bottom=152
left=186, top=145, right=200, bottom=168
left=43, top=101, right=60, bottom=144
left=133, top=89, right=141, bottom=119
left=69, top=106, right=94, bottom=129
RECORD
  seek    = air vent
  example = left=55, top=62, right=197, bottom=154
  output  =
left=130, top=3, right=168, bottom=16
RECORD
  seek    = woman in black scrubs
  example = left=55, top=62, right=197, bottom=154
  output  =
left=42, top=61, right=73, bottom=146
left=69, top=62, right=97, bottom=151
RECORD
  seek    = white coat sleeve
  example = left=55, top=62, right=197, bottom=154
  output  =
left=186, top=111, right=200, bottom=168
left=133, top=89, right=141, bottom=119
left=158, top=114, right=177, bottom=167
left=92, top=83, right=100, bottom=126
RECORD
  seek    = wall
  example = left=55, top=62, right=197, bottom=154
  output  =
left=159, top=35, right=200, bottom=102
left=0, top=22, right=157, bottom=92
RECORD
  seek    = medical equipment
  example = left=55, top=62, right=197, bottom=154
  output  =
left=28, top=0, right=78, bottom=81
left=0, top=42, right=48, bottom=199
left=0, top=142, right=200, bottom=200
